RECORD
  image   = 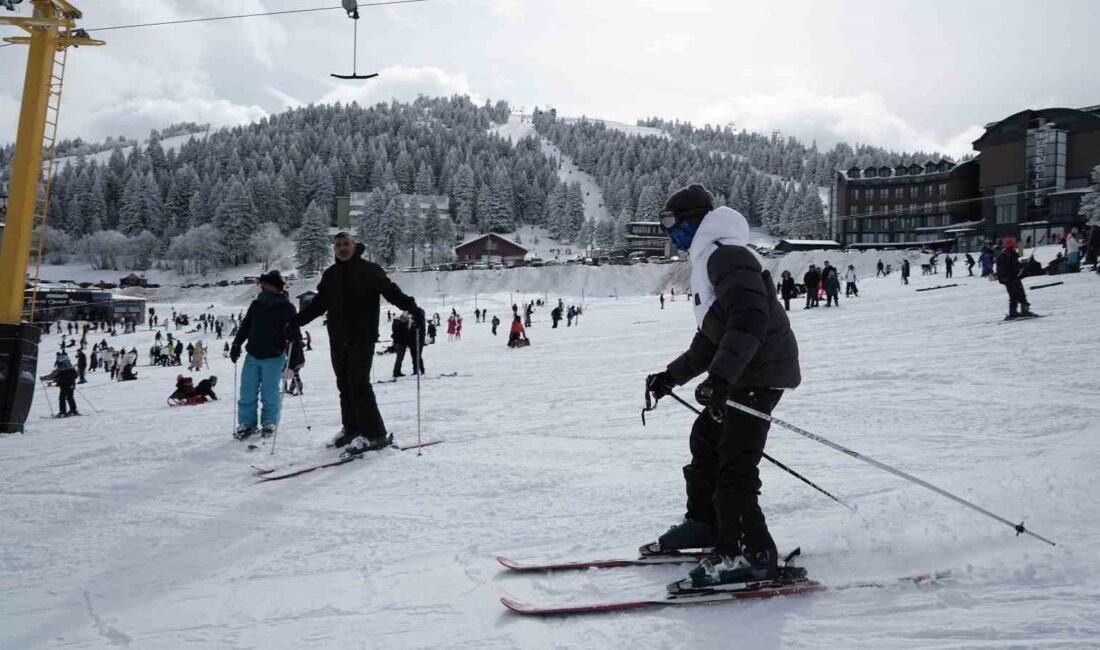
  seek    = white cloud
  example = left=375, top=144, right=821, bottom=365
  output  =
left=694, top=87, right=984, bottom=157
left=84, top=97, right=268, bottom=142
left=319, top=65, right=478, bottom=107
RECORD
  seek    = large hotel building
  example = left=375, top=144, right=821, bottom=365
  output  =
left=832, top=105, right=1100, bottom=250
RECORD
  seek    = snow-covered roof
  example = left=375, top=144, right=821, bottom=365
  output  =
left=779, top=239, right=842, bottom=246
left=453, top=232, right=529, bottom=252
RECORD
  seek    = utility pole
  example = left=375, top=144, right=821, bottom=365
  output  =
left=0, top=1, right=103, bottom=433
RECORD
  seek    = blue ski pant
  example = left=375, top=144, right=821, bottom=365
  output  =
left=238, top=353, right=285, bottom=428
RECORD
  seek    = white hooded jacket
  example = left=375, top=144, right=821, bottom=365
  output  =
left=688, top=206, right=760, bottom=329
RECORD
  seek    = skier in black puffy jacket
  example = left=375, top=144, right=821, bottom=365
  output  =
left=996, top=237, right=1034, bottom=319
left=41, top=355, right=80, bottom=416
left=295, top=232, right=423, bottom=455
left=644, top=184, right=801, bottom=593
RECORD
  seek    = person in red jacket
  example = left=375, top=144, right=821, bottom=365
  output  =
left=507, top=315, right=529, bottom=348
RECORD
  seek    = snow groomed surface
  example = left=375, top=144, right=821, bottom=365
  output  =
left=2, top=267, right=1099, bottom=647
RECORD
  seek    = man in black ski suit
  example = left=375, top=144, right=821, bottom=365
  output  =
left=645, top=183, right=801, bottom=592
left=996, top=237, right=1034, bottom=319
left=295, top=232, right=424, bottom=454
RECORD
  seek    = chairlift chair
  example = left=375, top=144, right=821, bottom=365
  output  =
left=332, top=0, right=378, bottom=80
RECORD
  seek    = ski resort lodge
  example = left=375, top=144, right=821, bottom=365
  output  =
left=453, top=233, right=528, bottom=264
left=21, top=287, right=146, bottom=324
left=833, top=104, right=1100, bottom=250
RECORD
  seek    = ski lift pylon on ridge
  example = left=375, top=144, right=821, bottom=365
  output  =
left=332, top=0, right=378, bottom=80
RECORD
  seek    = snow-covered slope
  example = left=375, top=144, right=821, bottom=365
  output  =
left=3, top=262, right=1098, bottom=647
left=53, top=130, right=210, bottom=170
left=491, top=114, right=611, bottom=222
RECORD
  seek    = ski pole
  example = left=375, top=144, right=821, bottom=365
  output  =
left=40, top=379, right=55, bottom=417
left=415, top=322, right=423, bottom=456
left=271, top=341, right=293, bottom=456
left=659, top=390, right=855, bottom=511
left=724, top=398, right=1057, bottom=546
left=75, top=387, right=102, bottom=413
left=232, top=358, right=238, bottom=439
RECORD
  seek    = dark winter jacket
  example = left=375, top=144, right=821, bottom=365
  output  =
left=391, top=317, right=415, bottom=347
left=195, top=378, right=218, bottom=400
left=997, top=249, right=1022, bottom=281
left=803, top=269, right=821, bottom=288
left=234, top=290, right=302, bottom=360
left=901, top=260, right=911, bottom=277
left=780, top=276, right=797, bottom=299
left=295, top=242, right=418, bottom=345
left=76, top=350, right=87, bottom=370
left=43, top=364, right=78, bottom=389
left=822, top=266, right=841, bottom=292
left=667, top=210, right=800, bottom=390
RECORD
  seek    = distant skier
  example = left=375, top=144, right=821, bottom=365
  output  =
left=979, top=245, right=994, bottom=277
left=447, top=313, right=457, bottom=342
left=294, top=233, right=422, bottom=454
left=491, top=314, right=500, bottom=335
left=996, top=238, right=1034, bottom=320
left=75, top=348, right=87, bottom=384
left=822, top=262, right=841, bottom=307
left=876, top=259, right=885, bottom=277
left=567, top=305, right=576, bottom=326
left=231, top=270, right=304, bottom=440
left=901, top=259, right=911, bottom=285
left=802, top=265, right=820, bottom=309
left=778, top=270, right=796, bottom=311
left=965, top=253, right=976, bottom=276
left=660, top=293, right=665, bottom=310
left=427, top=321, right=437, bottom=344
left=41, top=355, right=79, bottom=417
left=844, top=265, right=859, bottom=297
left=524, top=303, right=533, bottom=328
left=551, top=305, right=562, bottom=328
left=644, top=183, right=801, bottom=591
left=944, top=255, right=955, bottom=279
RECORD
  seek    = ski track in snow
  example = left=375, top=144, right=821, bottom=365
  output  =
left=2, top=268, right=1100, bottom=648
left=491, top=114, right=611, bottom=223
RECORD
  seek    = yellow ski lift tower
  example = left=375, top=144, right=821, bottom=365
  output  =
left=0, top=0, right=103, bottom=433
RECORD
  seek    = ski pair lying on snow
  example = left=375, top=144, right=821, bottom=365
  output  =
left=250, top=439, right=444, bottom=481
left=500, top=569, right=951, bottom=616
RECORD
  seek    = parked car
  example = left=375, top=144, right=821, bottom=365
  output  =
left=528, top=257, right=546, bottom=268
left=469, top=263, right=488, bottom=270
left=544, top=260, right=562, bottom=267
left=451, top=262, right=469, bottom=271
left=597, top=256, right=610, bottom=266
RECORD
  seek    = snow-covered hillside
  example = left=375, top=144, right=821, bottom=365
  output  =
left=3, top=261, right=1098, bottom=647
left=491, top=114, right=611, bottom=223
left=54, top=130, right=210, bottom=170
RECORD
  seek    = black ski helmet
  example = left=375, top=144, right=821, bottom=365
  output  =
left=209, top=376, right=218, bottom=385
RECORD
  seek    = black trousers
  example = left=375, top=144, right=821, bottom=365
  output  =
left=945, top=266, right=953, bottom=278
left=845, top=281, right=858, bottom=297
left=683, top=387, right=783, bottom=556
left=330, top=340, right=386, bottom=438
left=58, top=386, right=77, bottom=415
left=393, top=342, right=407, bottom=376
left=1003, top=278, right=1029, bottom=315
left=804, top=286, right=817, bottom=308
left=782, top=297, right=790, bottom=311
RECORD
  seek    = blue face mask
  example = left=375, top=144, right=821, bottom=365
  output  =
left=667, top=220, right=698, bottom=250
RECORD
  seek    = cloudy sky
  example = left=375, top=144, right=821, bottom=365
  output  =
left=1, top=0, right=1097, bottom=156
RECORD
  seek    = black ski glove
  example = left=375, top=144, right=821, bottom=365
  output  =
left=695, top=374, right=729, bottom=420
left=646, top=371, right=675, bottom=400
left=229, top=343, right=241, bottom=364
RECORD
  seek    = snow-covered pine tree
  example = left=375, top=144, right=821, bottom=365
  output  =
left=380, top=198, right=404, bottom=264
left=634, top=184, right=664, bottom=222
left=215, top=179, right=259, bottom=266
left=250, top=222, right=284, bottom=272
left=117, top=173, right=145, bottom=235
left=452, top=164, right=476, bottom=235
left=489, top=166, right=516, bottom=233
left=476, top=182, right=492, bottom=234
left=414, top=162, right=436, bottom=195
left=423, top=201, right=442, bottom=263
left=564, top=182, right=585, bottom=242
left=295, top=200, right=331, bottom=277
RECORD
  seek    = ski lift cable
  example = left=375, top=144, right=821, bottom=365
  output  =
left=82, top=0, right=429, bottom=33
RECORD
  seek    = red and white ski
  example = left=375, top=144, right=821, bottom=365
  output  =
left=251, top=440, right=444, bottom=482
left=500, top=571, right=949, bottom=616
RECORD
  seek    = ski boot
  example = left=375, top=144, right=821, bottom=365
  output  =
left=234, top=425, right=257, bottom=441
left=341, top=433, right=393, bottom=458
left=668, top=549, right=786, bottom=594
left=639, top=518, right=717, bottom=557
left=328, top=427, right=357, bottom=449
left=260, top=424, right=277, bottom=438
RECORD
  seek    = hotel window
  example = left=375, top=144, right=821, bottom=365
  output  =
left=939, top=183, right=947, bottom=195
left=994, top=185, right=1018, bottom=224
left=850, top=189, right=858, bottom=202
left=894, top=187, right=903, bottom=199
left=925, top=185, right=934, bottom=197
left=910, top=186, right=919, bottom=198
left=923, top=202, right=932, bottom=214
left=879, top=188, right=889, bottom=199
